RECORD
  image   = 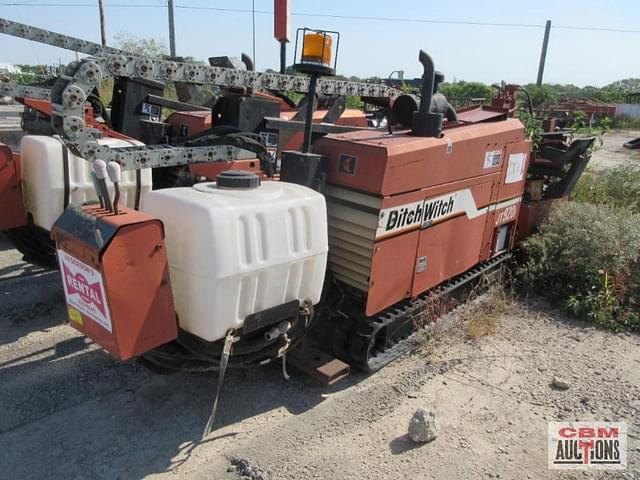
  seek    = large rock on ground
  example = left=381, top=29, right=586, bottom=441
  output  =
left=408, top=408, right=439, bottom=443
left=552, top=376, right=570, bottom=390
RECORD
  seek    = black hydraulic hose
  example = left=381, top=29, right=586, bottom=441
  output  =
left=87, top=92, right=112, bottom=128
left=241, top=53, right=255, bottom=72
left=519, top=86, right=535, bottom=116
left=445, top=104, right=458, bottom=122
left=179, top=130, right=274, bottom=177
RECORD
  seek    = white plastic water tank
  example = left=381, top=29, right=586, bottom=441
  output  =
left=141, top=175, right=328, bottom=342
left=20, top=135, right=153, bottom=230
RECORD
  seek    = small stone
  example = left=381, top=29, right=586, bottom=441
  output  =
left=552, top=376, right=570, bottom=390
left=537, top=365, right=547, bottom=372
left=408, top=408, right=439, bottom=443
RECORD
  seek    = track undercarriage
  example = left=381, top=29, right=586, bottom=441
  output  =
left=139, top=253, right=509, bottom=375
left=310, top=253, right=510, bottom=372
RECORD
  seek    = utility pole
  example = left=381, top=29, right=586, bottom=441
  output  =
left=280, top=42, right=286, bottom=74
left=252, top=0, right=256, bottom=67
left=536, top=20, right=551, bottom=86
left=168, top=0, right=177, bottom=58
left=98, top=0, right=107, bottom=47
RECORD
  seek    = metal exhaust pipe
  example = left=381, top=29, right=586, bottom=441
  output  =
left=412, top=50, right=443, bottom=137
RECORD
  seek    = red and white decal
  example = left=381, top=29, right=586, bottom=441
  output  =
left=58, top=250, right=112, bottom=333
left=376, top=189, right=522, bottom=239
left=548, top=422, right=627, bottom=470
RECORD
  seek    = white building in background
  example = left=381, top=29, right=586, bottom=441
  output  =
left=0, top=63, right=22, bottom=74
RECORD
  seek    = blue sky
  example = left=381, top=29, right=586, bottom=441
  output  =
left=0, top=0, right=637, bottom=86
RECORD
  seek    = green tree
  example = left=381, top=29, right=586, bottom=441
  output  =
left=439, top=81, right=491, bottom=101
left=522, top=84, right=558, bottom=110
left=113, top=32, right=168, bottom=58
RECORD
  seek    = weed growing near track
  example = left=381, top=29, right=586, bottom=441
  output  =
left=519, top=202, right=640, bottom=330
left=573, top=165, right=640, bottom=213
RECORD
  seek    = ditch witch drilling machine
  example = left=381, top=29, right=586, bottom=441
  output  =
left=1, top=16, right=594, bottom=387
left=40, top=24, right=538, bottom=389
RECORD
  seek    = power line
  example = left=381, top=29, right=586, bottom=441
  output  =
left=0, top=2, right=162, bottom=6
left=0, top=2, right=639, bottom=34
left=173, top=5, right=545, bottom=28
left=554, top=24, right=640, bottom=34
left=176, top=4, right=640, bottom=33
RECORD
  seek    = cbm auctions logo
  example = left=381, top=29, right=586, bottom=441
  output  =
left=548, top=422, right=627, bottom=470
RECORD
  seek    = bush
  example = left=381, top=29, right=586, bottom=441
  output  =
left=573, top=166, right=640, bottom=214
left=612, top=116, right=640, bottom=129
left=521, top=84, right=558, bottom=111
left=439, top=81, right=491, bottom=103
left=519, top=202, right=640, bottom=330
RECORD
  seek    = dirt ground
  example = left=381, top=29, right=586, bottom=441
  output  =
left=589, top=129, right=640, bottom=171
left=0, top=288, right=638, bottom=480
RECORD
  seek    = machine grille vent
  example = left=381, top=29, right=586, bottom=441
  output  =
left=324, top=185, right=381, bottom=292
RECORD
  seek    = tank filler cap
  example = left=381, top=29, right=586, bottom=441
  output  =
left=216, top=170, right=261, bottom=189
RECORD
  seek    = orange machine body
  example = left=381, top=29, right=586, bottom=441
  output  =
left=21, top=98, right=132, bottom=140
left=281, top=108, right=368, bottom=154
left=165, top=110, right=212, bottom=139
left=51, top=205, right=177, bottom=360
left=0, top=144, right=28, bottom=230
left=517, top=196, right=567, bottom=239
left=314, top=118, right=530, bottom=316
left=166, top=108, right=368, bottom=181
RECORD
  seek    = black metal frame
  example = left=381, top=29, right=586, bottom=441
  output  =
left=293, top=27, right=340, bottom=76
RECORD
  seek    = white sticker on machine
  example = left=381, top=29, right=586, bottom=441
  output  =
left=58, top=250, right=112, bottom=333
left=483, top=150, right=502, bottom=169
left=505, top=152, right=527, bottom=184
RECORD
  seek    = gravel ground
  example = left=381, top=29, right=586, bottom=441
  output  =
left=0, top=234, right=45, bottom=280
left=589, top=129, right=640, bottom=171
left=0, top=234, right=62, bottom=312
left=0, top=287, right=638, bottom=479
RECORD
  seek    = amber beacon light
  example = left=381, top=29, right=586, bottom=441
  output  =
left=293, top=28, right=339, bottom=76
